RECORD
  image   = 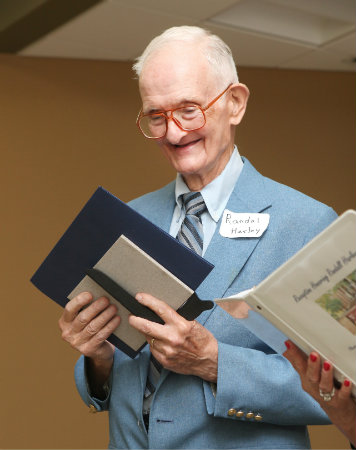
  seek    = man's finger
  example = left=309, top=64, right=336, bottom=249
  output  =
left=81, top=303, right=119, bottom=340
left=128, top=314, right=165, bottom=339
left=71, top=296, right=112, bottom=333
left=90, top=315, right=121, bottom=346
left=61, top=292, right=93, bottom=323
left=135, top=293, right=178, bottom=324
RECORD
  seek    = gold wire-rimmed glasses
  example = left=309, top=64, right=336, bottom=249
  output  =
left=136, top=83, right=233, bottom=139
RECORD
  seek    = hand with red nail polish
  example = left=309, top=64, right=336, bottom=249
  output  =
left=310, top=353, right=317, bottom=362
left=283, top=341, right=355, bottom=446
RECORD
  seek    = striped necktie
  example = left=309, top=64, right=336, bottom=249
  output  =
left=177, top=192, right=206, bottom=255
left=143, top=192, right=206, bottom=424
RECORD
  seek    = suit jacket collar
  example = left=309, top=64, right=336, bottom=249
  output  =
left=148, top=181, right=176, bottom=232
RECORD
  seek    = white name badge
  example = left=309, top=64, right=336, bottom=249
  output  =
left=219, top=210, right=270, bottom=238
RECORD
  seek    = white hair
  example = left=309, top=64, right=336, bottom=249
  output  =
left=132, top=26, right=239, bottom=86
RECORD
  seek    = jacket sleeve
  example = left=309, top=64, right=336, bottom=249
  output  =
left=203, top=338, right=330, bottom=426
left=74, top=355, right=112, bottom=412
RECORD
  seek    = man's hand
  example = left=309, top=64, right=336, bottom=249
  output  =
left=59, top=291, right=120, bottom=360
left=58, top=292, right=121, bottom=394
left=129, top=293, right=218, bottom=382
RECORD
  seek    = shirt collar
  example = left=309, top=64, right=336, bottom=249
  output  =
left=174, top=146, right=244, bottom=222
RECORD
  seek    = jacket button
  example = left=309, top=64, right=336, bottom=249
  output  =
left=89, top=404, right=98, bottom=413
left=246, top=411, right=254, bottom=419
left=228, top=408, right=237, bottom=416
left=254, top=413, right=263, bottom=421
left=235, top=410, right=244, bottom=418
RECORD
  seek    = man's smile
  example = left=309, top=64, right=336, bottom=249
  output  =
left=172, top=138, right=202, bottom=150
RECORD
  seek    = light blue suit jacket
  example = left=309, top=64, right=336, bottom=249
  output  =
left=75, top=158, right=337, bottom=449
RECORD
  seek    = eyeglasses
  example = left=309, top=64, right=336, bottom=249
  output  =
left=136, top=84, right=232, bottom=139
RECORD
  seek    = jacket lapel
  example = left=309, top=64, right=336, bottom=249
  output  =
left=196, top=158, right=272, bottom=301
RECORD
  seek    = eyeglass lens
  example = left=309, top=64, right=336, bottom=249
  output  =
left=139, top=106, right=205, bottom=138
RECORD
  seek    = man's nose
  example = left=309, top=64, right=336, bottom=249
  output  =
left=165, top=117, right=188, bottom=144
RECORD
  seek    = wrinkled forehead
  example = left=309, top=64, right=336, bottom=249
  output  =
left=138, top=43, right=218, bottom=109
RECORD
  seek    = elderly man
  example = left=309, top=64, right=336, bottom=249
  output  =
left=59, top=26, right=337, bottom=449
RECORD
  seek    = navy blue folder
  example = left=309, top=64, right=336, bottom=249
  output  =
left=31, top=187, right=214, bottom=357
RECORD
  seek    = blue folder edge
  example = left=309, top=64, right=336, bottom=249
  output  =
left=30, top=187, right=214, bottom=358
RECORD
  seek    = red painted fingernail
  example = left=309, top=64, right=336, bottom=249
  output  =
left=323, top=361, right=331, bottom=371
left=310, top=354, right=317, bottom=362
left=344, top=379, right=350, bottom=387
left=284, top=340, right=291, bottom=349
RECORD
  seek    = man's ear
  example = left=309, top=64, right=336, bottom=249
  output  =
left=229, top=83, right=250, bottom=126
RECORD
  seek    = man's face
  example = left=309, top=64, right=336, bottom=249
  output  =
left=139, top=44, right=236, bottom=189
